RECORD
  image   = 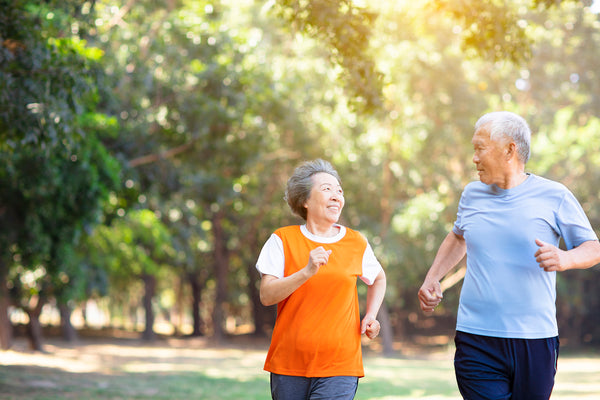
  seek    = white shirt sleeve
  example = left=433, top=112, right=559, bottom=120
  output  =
left=257, top=231, right=382, bottom=283
left=359, top=242, right=383, bottom=285
left=256, top=233, right=285, bottom=278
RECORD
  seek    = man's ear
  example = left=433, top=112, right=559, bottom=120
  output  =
left=506, top=142, right=517, bottom=160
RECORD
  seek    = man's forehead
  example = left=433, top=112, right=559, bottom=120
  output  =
left=472, top=129, right=490, bottom=142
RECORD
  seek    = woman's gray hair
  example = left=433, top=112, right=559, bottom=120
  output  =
left=475, top=111, right=531, bottom=163
left=285, top=159, right=341, bottom=220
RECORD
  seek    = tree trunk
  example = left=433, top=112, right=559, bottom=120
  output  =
left=238, top=180, right=280, bottom=338
left=81, top=301, right=89, bottom=328
left=212, top=210, right=229, bottom=342
left=0, top=258, right=12, bottom=350
left=59, top=302, right=78, bottom=342
left=378, top=303, right=394, bottom=356
left=141, top=273, right=156, bottom=341
left=242, top=222, right=273, bottom=338
left=173, top=276, right=184, bottom=336
left=25, top=296, right=45, bottom=351
left=375, top=154, right=397, bottom=356
left=247, top=260, right=275, bottom=337
left=247, top=261, right=262, bottom=335
left=189, top=272, right=205, bottom=336
left=129, top=303, right=138, bottom=331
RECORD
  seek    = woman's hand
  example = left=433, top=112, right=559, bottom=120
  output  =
left=361, top=316, right=380, bottom=339
left=306, top=246, right=332, bottom=276
left=259, top=246, right=331, bottom=306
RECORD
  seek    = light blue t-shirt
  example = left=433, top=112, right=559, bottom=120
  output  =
left=453, top=174, right=597, bottom=339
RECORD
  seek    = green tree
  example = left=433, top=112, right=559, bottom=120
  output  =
left=87, top=209, right=174, bottom=340
left=0, top=0, right=120, bottom=350
left=88, top=0, right=335, bottom=340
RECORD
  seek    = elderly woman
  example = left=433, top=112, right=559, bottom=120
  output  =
left=256, top=159, right=386, bottom=400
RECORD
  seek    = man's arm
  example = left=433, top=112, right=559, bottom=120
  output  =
left=535, top=239, right=600, bottom=272
left=418, top=231, right=466, bottom=313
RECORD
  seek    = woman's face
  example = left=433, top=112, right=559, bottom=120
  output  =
left=304, top=172, right=344, bottom=224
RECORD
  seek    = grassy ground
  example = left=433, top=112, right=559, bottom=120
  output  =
left=1, top=335, right=599, bottom=400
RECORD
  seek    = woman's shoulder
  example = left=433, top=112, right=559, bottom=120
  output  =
left=342, top=226, right=368, bottom=243
left=272, top=225, right=302, bottom=239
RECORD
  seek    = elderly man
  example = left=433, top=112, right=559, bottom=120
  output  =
left=418, top=111, right=600, bottom=400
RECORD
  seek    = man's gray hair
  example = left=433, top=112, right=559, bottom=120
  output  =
left=475, top=111, right=531, bottom=163
left=285, top=159, right=341, bottom=221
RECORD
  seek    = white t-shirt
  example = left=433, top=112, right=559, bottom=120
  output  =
left=256, top=224, right=382, bottom=285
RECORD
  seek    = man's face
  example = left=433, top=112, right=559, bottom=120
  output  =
left=471, top=125, right=509, bottom=186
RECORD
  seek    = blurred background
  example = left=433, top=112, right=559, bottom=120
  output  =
left=1, top=0, right=600, bottom=355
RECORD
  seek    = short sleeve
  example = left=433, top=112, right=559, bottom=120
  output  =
left=453, top=189, right=467, bottom=236
left=256, top=233, right=285, bottom=278
left=359, top=242, right=383, bottom=285
left=556, top=191, right=598, bottom=249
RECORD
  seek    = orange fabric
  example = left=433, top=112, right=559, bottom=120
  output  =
left=264, top=225, right=367, bottom=377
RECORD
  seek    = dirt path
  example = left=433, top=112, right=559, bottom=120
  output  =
left=2, top=335, right=600, bottom=400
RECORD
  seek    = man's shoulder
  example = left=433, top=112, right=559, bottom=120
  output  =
left=462, top=180, right=487, bottom=195
left=527, top=174, right=569, bottom=192
left=463, top=180, right=482, bottom=190
left=461, top=175, right=569, bottom=193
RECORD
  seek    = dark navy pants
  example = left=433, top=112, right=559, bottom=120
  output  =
left=270, top=373, right=359, bottom=400
left=454, top=331, right=559, bottom=400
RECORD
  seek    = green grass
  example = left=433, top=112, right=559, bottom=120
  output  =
left=1, top=338, right=599, bottom=399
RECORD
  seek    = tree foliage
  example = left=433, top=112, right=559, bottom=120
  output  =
left=0, top=0, right=121, bottom=349
left=272, top=0, right=384, bottom=115
left=1, top=0, right=600, bottom=349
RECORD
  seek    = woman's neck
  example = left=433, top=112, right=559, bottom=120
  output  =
left=305, top=220, right=339, bottom=238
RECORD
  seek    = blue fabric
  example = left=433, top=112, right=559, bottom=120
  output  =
left=454, top=331, right=559, bottom=400
left=270, top=373, right=358, bottom=400
left=453, top=174, right=597, bottom=338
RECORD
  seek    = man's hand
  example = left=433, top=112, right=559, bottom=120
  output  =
left=418, top=281, right=443, bottom=313
left=535, top=239, right=570, bottom=272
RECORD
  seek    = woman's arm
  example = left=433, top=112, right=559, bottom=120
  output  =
left=259, top=246, right=331, bottom=306
left=361, top=269, right=386, bottom=339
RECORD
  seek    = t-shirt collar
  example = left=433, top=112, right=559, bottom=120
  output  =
left=300, top=224, right=347, bottom=243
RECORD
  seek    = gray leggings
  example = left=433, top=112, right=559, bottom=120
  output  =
left=270, top=373, right=359, bottom=400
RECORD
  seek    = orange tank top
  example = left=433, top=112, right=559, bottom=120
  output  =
left=263, top=225, right=367, bottom=377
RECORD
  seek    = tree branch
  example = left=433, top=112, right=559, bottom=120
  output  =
left=128, top=140, right=197, bottom=168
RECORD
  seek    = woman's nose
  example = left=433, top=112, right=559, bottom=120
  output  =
left=330, top=192, right=342, bottom=202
